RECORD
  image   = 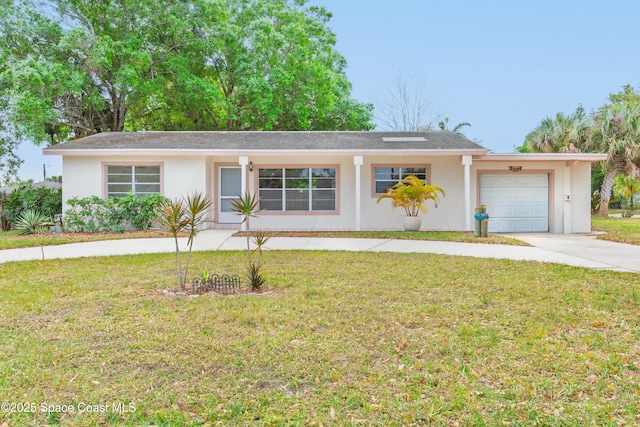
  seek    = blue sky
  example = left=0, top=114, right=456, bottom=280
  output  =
left=17, top=0, right=640, bottom=180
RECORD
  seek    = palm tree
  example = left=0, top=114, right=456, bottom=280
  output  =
left=438, top=117, right=471, bottom=135
left=524, top=108, right=588, bottom=153
left=376, top=175, right=445, bottom=217
left=585, top=103, right=640, bottom=216
left=613, top=173, right=640, bottom=212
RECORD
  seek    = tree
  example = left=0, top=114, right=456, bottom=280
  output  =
left=609, top=84, right=640, bottom=106
left=586, top=103, right=640, bottom=216
left=377, top=74, right=441, bottom=131
left=0, top=0, right=373, bottom=149
left=438, top=117, right=471, bottom=135
left=0, top=0, right=170, bottom=143
left=613, top=173, right=640, bottom=212
left=523, top=107, right=588, bottom=153
left=0, top=131, right=22, bottom=186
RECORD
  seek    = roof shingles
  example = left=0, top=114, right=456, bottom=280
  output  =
left=44, top=131, right=487, bottom=153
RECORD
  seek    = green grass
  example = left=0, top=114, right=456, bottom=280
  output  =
left=591, top=215, right=640, bottom=245
left=1, top=251, right=639, bottom=426
left=0, top=230, right=174, bottom=250
left=236, top=230, right=529, bottom=246
left=0, top=229, right=528, bottom=251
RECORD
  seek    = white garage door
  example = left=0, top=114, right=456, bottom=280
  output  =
left=480, top=174, right=549, bottom=233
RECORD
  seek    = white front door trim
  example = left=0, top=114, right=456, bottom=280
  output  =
left=217, top=165, right=242, bottom=224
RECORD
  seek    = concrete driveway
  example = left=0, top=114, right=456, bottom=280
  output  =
left=507, top=233, right=640, bottom=273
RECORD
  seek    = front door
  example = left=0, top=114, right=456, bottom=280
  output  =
left=218, top=166, right=242, bottom=224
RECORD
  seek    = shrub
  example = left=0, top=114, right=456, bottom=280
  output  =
left=64, top=194, right=167, bottom=233
left=118, top=193, right=167, bottom=230
left=2, top=182, right=62, bottom=228
left=13, top=209, right=54, bottom=235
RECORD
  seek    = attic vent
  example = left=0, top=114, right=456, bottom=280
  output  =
left=382, top=137, right=427, bottom=142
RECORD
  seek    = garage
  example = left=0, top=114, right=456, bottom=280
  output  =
left=479, top=173, right=549, bottom=233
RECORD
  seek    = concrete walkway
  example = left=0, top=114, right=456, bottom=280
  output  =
left=0, top=230, right=638, bottom=273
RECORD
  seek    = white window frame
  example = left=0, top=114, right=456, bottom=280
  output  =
left=258, top=166, right=338, bottom=213
left=104, top=163, right=163, bottom=198
left=372, top=164, right=430, bottom=196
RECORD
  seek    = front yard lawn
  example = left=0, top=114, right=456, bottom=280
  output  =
left=237, top=230, right=528, bottom=245
left=1, top=251, right=638, bottom=426
left=592, top=215, right=640, bottom=245
left=0, top=230, right=527, bottom=251
left=0, top=229, right=174, bottom=250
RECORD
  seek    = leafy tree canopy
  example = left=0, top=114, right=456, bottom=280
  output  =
left=609, top=84, right=640, bottom=106
left=0, top=0, right=373, bottom=148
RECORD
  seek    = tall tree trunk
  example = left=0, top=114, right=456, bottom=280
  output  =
left=112, top=96, right=127, bottom=131
left=599, top=168, right=618, bottom=216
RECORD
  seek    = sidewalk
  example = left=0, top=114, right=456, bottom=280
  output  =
left=1, top=230, right=637, bottom=273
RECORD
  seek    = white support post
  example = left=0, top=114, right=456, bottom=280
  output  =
left=462, top=155, right=472, bottom=231
left=354, top=156, right=363, bottom=231
left=238, top=156, right=249, bottom=231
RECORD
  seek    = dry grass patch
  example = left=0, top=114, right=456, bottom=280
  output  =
left=1, top=251, right=639, bottom=426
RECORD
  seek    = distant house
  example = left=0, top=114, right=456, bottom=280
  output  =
left=43, top=131, right=606, bottom=233
left=0, top=180, right=62, bottom=195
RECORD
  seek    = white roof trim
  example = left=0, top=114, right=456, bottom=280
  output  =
left=44, top=148, right=487, bottom=157
left=476, top=153, right=608, bottom=162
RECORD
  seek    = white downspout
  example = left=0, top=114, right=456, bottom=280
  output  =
left=354, top=155, right=363, bottom=231
left=462, top=155, right=472, bottom=231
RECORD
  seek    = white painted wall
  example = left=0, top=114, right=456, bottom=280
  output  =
left=570, top=162, right=593, bottom=233
left=62, top=157, right=103, bottom=208
left=359, top=155, right=465, bottom=231
left=61, top=155, right=209, bottom=217
left=60, top=153, right=595, bottom=233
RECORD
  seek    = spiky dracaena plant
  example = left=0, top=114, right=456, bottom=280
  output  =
left=158, top=192, right=213, bottom=289
left=183, top=191, right=212, bottom=285
left=230, top=192, right=261, bottom=268
left=376, top=175, right=445, bottom=217
left=157, top=198, right=189, bottom=288
left=251, top=229, right=271, bottom=266
left=230, top=192, right=269, bottom=290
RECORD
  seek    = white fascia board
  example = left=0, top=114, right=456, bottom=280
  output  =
left=475, top=153, right=608, bottom=162
left=44, top=148, right=488, bottom=157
